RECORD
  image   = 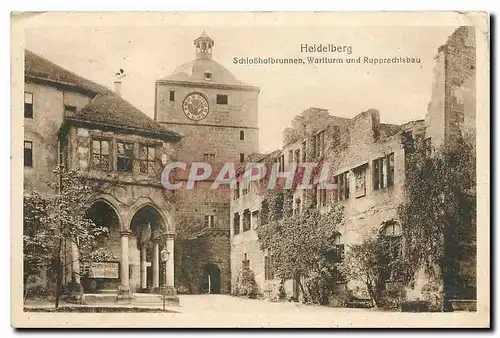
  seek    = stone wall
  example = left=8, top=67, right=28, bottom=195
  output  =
left=426, top=26, right=476, bottom=148
left=23, top=81, right=91, bottom=194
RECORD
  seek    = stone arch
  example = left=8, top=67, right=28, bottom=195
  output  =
left=127, top=197, right=172, bottom=234
left=86, top=195, right=124, bottom=230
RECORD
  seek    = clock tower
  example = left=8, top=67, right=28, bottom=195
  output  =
left=155, top=32, right=260, bottom=294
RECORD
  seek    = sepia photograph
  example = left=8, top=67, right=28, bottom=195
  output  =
left=10, top=12, right=489, bottom=328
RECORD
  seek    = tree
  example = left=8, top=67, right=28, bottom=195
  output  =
left=338, top=233, right=388, bottom=308
left=23, top=165, right=112, bottom=307
left=398, top=135, right=476, bottom=310
left=256, top=189, right=344, bottom=304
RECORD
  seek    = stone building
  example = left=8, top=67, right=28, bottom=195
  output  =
left=229, top=26, right=477, bottom=309
left=24, top=50, right=181, bottom=300
left=230, top=107, right=426, bottom=302
left=154, top=32, right=260, bottom=294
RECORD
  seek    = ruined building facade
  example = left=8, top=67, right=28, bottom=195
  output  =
left=230, top=26, right=477, bottom=309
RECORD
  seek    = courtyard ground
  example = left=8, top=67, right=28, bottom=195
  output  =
left=22, top=294, right=482, bottom=328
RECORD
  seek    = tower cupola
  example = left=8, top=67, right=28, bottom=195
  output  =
left=194, top=30, right=214, bottom=60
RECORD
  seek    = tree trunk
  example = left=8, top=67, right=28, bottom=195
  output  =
left=366, top=281, right=381, bottom=308
left=55, top=272, right=60, bottom=309
left=297, top=276, right=307, bottom=303
left=54, top=240, right=63, bottom=309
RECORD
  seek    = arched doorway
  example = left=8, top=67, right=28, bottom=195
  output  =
left=83, top=200, right=121, bottom=293
left=200, top=264, right=221, bottom=294
left=130, top=204, right=169, bottom=292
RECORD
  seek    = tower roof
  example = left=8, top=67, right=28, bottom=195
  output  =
left=158, top=32, right=259, bottom=91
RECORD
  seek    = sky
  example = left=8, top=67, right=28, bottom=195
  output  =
left=24, top=15, right=458, bottom=153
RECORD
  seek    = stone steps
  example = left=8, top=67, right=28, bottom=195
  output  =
left=77, top=293, right=179, bottom=306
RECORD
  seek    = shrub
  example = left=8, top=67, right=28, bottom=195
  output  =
left=235, top=266, right=258, bottom=299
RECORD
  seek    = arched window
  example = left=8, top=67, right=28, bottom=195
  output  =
left=240, top=130, right=245, bottom=140
left=380, top=222, right=402, bottom=281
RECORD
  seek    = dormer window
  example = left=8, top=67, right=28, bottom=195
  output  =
left=204, top=70, right=212, bottom=80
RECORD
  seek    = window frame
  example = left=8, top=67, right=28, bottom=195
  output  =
left=169, top=90, right=175, bottom=102
left=216, top=94, right=228, bottom=105
left=204, top=214, right=215, bottom=228
left=203, top=153, right=216, bottom=168
left=24, top=92, right=33, bottom=118
left=24, top=140, right=33, bottom=167
left=380, top=222, right=403, bottom=281
left=91, top=139, right=111, bottom=171
left=240, top=130, right=245, bottom=141
left=233, top=213, right=241, bottom=235
left=116, top=140, right=135, bottom=173
left=139, top=144, right=156, bottom=175
left=242, top=209, right=251, bottom=232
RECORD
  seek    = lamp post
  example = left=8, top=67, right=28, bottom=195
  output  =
left=160, top=248, right=170, bottom=311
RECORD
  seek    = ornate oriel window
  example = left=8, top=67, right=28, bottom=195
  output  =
left=91, top=139, right=110, bottom=171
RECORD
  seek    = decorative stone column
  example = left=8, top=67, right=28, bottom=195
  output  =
left=117, top=229, right=132, bottom=300
left=152, top=241, right=160, bottom=288
left=140, top=244, right=147, bottom=289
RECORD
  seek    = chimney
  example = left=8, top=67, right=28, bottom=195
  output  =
left=114, top=80, right=122, bottom=96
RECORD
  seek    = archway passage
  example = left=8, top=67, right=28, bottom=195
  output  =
left=200, top=264, right=221, bottom=294
left=83, top=200, right=121, bottom=293
left=130, top=204, right=170, bottom=292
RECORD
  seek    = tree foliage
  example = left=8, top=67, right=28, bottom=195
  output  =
left=398, top=136, right=476, bottom=291
left=256, top=189, right=344, bottom=304
left=23, top=165, right=113, bottom=306
left=338, top=231, right=395, bottom=308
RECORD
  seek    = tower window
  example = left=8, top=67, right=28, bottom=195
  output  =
left=240, top=153, right=245, bottom=163
left=24, top=92, right=33, bottom=118
left=24, top=141, right=33, bottom=167
left=240, top=130, right=245, bottom=140
left=216, top=94, right=228, bottom=105
left=204, top=215, right=215, bottom=228
left=169, top=91, right=175, bottom=102
left=204, top=71, right=212, bottom=80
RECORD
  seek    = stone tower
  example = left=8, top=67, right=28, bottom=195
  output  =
left=155, top=32, right=260, bottom=293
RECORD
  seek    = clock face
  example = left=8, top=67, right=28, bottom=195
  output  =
left=182, top=93, right=209, bottom=121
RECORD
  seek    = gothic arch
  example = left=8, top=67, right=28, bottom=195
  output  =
left=126, top=197, right=172, bottom=234
left=86, top=196, right=124, bottom=230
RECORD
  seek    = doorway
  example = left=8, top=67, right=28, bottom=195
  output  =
left=200, top=264, right=221, bottom=294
